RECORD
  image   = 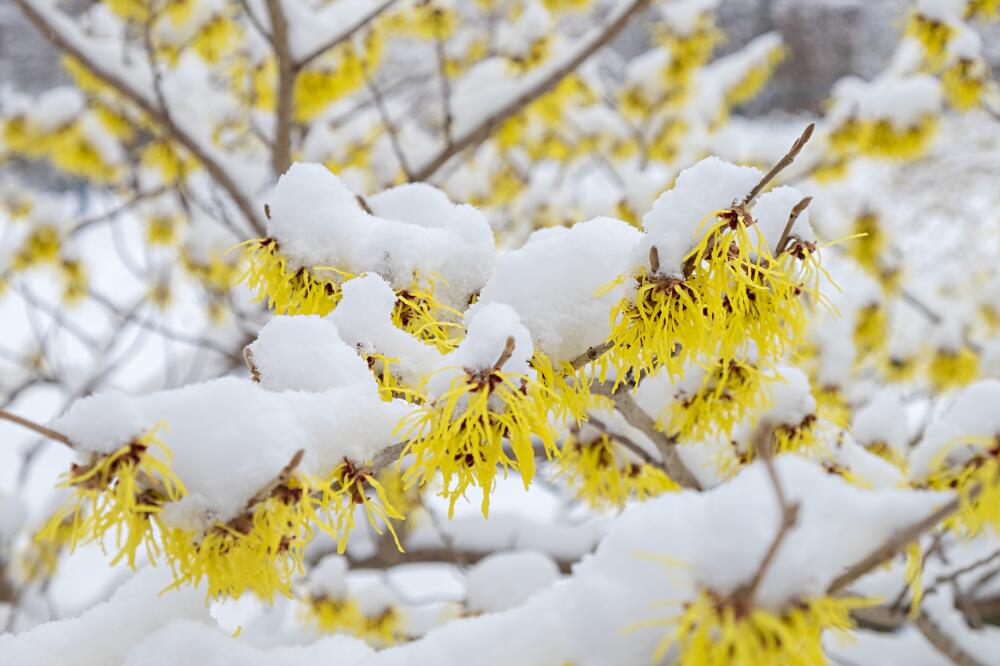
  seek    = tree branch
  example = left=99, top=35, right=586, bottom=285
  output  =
left=410, top=0, right=651, bottom=181
left=741, top=123, right=815, bottom=207
left=265, top=0, right=295, bottom=176
left=0, top=409, right=74, bottom=449
left=295, top=0, right=401, bottom=70
left=12, top=0, right=264, bottom=236
left=914, top=611, right=986, bottom=666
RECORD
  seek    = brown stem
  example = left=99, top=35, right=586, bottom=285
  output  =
left=13, top=0, right=264, bottom=236
left=411, top=0, right=651, bottom=181
left=591, top=382, right=701, bottom=490
left=586, top=414, right=660, bottom=468
left=0, top=409, right=74, bottom=449
left=914, top=611, right=986, bottom=666
left=741, top=123, right=815, bottom=208
left=295, top=0, right=401, bottom=70
left=775, top=196, right=813, bottom=255
left=827, top=488, right=975, bottom=595
left=265, top=0, right=295, bottom=176
left=242, top=448, right=305, bottom=510
left=492, top=336, right=517, bottom=372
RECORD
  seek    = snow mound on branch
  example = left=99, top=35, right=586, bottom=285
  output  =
left=53, top=377, right=410, bottom=523
left=426, top=304, right=534, bottom=398
left=0, top=568, right=206, bottom=666
left=910, top=380, right=1000, bottom=479
left=637, top=157, right=761, bottom=275
left=121, top=619, right=374, bottom=666
left=473, top=217, right=640, bottom=362
left=247, top=315, right=374, bottom=392
left=465, top=550, right=561, bottom=613
left=267, top=164, right=494, bottom=310
left=331, top=274, right=442, bottom=386
left=368, top=457, right=948, bottom=664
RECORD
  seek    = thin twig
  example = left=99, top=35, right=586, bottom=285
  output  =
left=587, top=414, right=659, bottom=468
left=243, top=449, right=305, bottom=509
left=411, top=0, right=651, bottom=181
left=775, top=196, right=813, bottom=255
left=13, top=0, right=264, bottom=235
left=492, top=336, right=517, bottom=371
left=913, top=611, right=986, bottom=666
left=827, top=488, right=976, bottom=595
left=0, top=409, right=74, bottom=449
left=265, top=0, right=295, bottom=175
left=295, top=0, right=401, bottom=70
left=741, top=123, right=816, bottom=207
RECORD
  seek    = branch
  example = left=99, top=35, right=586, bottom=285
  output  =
left=345, top=544, right=577, bottom=574
left=827, top=489, right=974, bottom=595
left=586, top=414, right=659, bottom=468
left=591, top=382, right=701, bottom=490
left=914, top=611, right=986, bottom=666
left=775, top=196, right=813, bottom=255
left=265, top=0, right=295, bottom=175
left=736, top=427, right=800, bottom=603
left=295, top=0, right=401, bottom=69
left=410, top=0, right=651, bottom=181
left=0, top=409, right=74, bottom=449
left=741, top=123, right=815, bottom=207
left=12, top=0, right=264, bottom=236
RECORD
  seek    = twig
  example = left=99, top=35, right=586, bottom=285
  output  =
left=913, top=611, right=986, bottom=666
left=295, top=0, right=401, bottom=70
left=243, top=449, right=305, bottom=510
left=586, top=414, right=659, bottom=468
left=827, top=489, right=975, bottom=595
left=775, top=196, right=813, bottom=255
left=569, top=341, right=613, bottom=370
left=0, top=409, right=74, bottom=449
left=411, top=0, right=651, bottom=181
left=741, top=123, right=815, bottom=207
left=364, top=66, right=414, bottom=180
left=434, top=36, right=454, bottom=145
left=591, top=382, right=701, bottom=490
left=735, top=427, right=800, bottom=602
left=492, top=336, right=516, bottom=371
left=265, top=0, right=294, bottom=175
left=13, top=0, right=264, bottom=235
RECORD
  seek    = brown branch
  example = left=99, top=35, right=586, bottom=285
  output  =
left=827, top=489, right=975, bottom=595
left=492, top=336, right=517, bottom=371
left=364, top=66, right=414, bottom=180
left=69, top=186, right=168, bottom=236
left=914, top=611, right=986, bottom=666
left=591, top=382, right=701, bottom=490
left=0, top=409, right=74, bottom=449
left=345, top=543, right=577, bottom=574
left=736, top=427, right=800, bottom=603
left=775, top=196, right=813, bottom=255
left=12, top=0, right=264, bottom=236
left=295, top=0, right=401, bottom=70
left=569, top=341, right=613, bottom=370
left=243, top=449, right=305, bottom=510
left=434, top=36, right=454, bottom=145
left=265, top=0, right=294, bottom=176
left=741, top=123, right=815, bottom=207
left=411, top=0, right=651, bottom=182
left=586, top=414, right=659, bottom=468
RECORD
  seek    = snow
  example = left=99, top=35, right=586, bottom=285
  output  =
left=638, top=157, right=762, bottom=275
left=465, top=550, right=561, bottom=613
left=0, top=567, right=207, bottom=666
left=472, top=217, right=641, bottom=362
left=267, top=164, right=495, bottom=310
left=247, top=315, right=375, bottom=393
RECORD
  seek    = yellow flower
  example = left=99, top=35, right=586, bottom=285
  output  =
left=853, top=304, right=887, bottom=366
left=392, top=275, right=463, bottom=352
left=554, top=427, right=677, bottom=509
left=648, top=589, right=873, bottom=665
left=398, top=359, right=555, bottom=517
left=941, top=59, right=985, bottom=111
left=37, top=426, right=185, bottom=570
left=906, top=14, right=955, bottom=64
left=725, top=45, right=786, bottom=108
left=163, top=475, right=313, bottom=601
left=309, top=460, right=406, bottom=554
left=13, top=225, right=61, bottom=270
left=660, top=360, right=769, bottom=441
left=301, top=594, right=362, bottom=633
left=928, top=346, right=979, bottom=393
left=59, top=259, right=88, bottom=305
left=921, top=453, right=1000, bottom=537
left=241, top=237, right=347, bottom=316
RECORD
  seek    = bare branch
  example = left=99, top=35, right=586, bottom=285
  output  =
left=913, top=611, right=986, bottom=666
left=586, top=414, right=659, bottom=468
left=0, top=409, right=74, bottom=449
left=265, top=0, right=295, bottom=175
left=775, top=196, right=813, bottom=255
left=13, top=0, right=264, bottom=235
left=411, top=0, right=651, bottom=181
left=827, top=489, right=975, bottom=595
left=741, top=123, right=815, bottom=207
left=591, top=382, right=701, bottom=490
left=295, top=0, right=401, bottom=70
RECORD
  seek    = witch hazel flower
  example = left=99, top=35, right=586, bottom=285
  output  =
left=398, top=303, right=556, bottom=517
